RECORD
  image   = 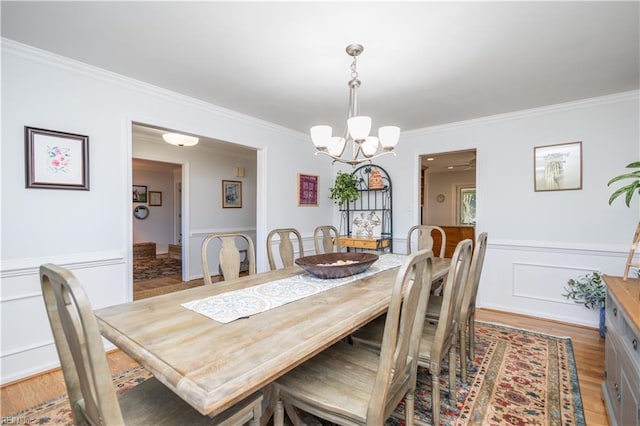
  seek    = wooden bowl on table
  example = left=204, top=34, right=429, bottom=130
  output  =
left=295, top=252, right=379, bottom=279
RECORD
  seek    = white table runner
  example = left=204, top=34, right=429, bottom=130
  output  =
left=182, top=253, right=405, bottom=323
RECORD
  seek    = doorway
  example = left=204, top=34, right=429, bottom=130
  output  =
left=420, top=149, right=477, bottom=226
left=130, top=121, right=258, bottom=298
left=132, top=158, right=185, bottom=298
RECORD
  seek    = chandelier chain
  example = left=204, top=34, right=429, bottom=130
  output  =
left=350, top=55, right=358, bottom=80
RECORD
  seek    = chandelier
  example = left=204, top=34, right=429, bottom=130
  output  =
left=310, top=44, right=400, bottom=167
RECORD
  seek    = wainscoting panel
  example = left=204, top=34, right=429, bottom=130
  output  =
left=477, top=240, right=629, bottom=328
left=0, top=253, right=126, bottom=384
left=512, top=262, right=598, bottom=304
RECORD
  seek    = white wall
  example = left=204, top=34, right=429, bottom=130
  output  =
left=2, top=38, right=639, bottom=385
left=379, top=91, right=639, bottom=328
left=0, top=40, right=334, bottom=384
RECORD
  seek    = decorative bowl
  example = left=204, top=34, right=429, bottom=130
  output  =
left=295, top=252, right=379, bottom=279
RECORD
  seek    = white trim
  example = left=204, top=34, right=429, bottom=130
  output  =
left=191, top=227, right=257, bottom=238
left=488, top=239, right=631, bottom=257
left=1, top=38, right=305, bottom=139
left=403, top=90, right=640, bottom=137
left=0, top=251, right=125, bottom=278
left=390, top=237, right=631, bottom=256
left=2, top=339, right=54, bottom=358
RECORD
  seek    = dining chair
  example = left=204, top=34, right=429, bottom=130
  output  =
left=273, top=250, right=434, bottom=426
left=39, top=263, right=263, bottom=426
left=202, top=232, right=256, bottom=284
left=313, top=225, right=341, bottom=254
left=406, top=225, right=446, bottom=258
left=424, top=233, right=488, bottom=380
left=266, top=228, right=304, bottom=270
left=352, top=239, right=473, bottom=426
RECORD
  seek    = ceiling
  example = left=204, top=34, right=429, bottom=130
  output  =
left=2, top=2, right=639, bottom=136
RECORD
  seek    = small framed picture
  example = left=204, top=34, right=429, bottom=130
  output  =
left=297, top=173, right=319, bottom=206
left=25, top=126, right=90, bottom=190
left=222, top=180, right=242, bottom=208
left=149, top=191, right=162, bottom=206
left=133, top=185, right=147, bottom=203
left=534, top=141, right=582, bottom=191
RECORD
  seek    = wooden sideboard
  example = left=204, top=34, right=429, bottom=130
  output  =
left=431, top=226, right=475, bottom=258
left=602, top=275, right=640, bottom=426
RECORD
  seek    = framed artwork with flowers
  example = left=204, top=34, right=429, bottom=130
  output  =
left=25, top=126, right=90, bottom=190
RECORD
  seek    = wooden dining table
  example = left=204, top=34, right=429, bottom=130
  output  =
left=95, top=256, right=451, bottom=418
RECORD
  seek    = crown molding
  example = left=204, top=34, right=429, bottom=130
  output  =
left=403, top=90, right=640, bottom=137
left=2, top=38, right=307, bottom=140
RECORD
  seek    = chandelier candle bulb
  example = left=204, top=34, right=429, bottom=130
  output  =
left=378, top=126, right=400, bottom=149
left=310, top=125, right=332, bottom=149
left=362, top=137, right=378, bottom=156
left=347, top=116, right=372, bottom=140
left=309, top=43, right=400, bottom=166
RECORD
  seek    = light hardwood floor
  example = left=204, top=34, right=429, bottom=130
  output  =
left=1, top=295, right=608, bottom=425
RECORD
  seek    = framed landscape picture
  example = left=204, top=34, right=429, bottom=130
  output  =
left=297, top=173, right=319, bottom=206
left=222, top=180, right=242, bottom=208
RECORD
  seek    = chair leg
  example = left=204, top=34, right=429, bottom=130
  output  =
left=431, top=372, right=440, bottom=426
left=274, top=399, right=284, bottom=426
left=405, top=391, right=414, bottom=426
left=469, top=311, right=476, bottom=364
left=459, top=328, right=468, bottom=383
left=448, top=348, right=457, bottom=402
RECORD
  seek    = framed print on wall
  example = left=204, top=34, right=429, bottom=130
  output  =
left=149, top=191, right=162, bottom=206
left=25, top=126, right=90, bottom=190
left=534, top=141, right=582, bottom=191
left=222, top=180, right=242, bottom=208
left=297, top=173, right=319, bottom=206
left=133, top=185, right=147, bottom=203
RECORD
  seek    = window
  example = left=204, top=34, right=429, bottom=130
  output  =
left=458, top=186, right=476, bottom=225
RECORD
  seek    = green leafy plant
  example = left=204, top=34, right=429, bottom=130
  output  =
left=608, top=161, right=640, bottom=207
left=562, top=272, right=605, bottom=309
left=329, top=172, right=360, bottom=206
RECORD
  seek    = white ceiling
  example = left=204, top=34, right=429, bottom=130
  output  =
left=2, top=1, right=639, bottom=135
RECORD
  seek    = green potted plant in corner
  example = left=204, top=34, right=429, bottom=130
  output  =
left=563, top=271, right=606, bottom=337
left=329, top=171, right=360, bottom=206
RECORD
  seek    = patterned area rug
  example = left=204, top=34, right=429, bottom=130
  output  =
left=5, top=322, right=584, bottom=425
left=133, top=257, right=181, bottom=282
left=387, top=322, right=585, bottom=426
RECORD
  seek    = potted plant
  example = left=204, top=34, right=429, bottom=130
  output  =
left=563, top=272, right=606, bottom=337
left=608, top=161, right=640, bottom=206
left=329, top=171, right=360, bottom=206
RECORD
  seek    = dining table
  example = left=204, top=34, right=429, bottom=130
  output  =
left=95, top=254, right=451, bottom=419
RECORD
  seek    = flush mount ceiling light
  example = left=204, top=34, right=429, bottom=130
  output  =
left=162, top=132, right=199, bottom=147
left=310, top=43, right=400, bottom=167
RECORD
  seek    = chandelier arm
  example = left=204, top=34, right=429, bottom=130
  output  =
left=316, top=149, right=395, bottom=167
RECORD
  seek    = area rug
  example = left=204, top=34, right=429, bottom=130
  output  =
left=388, top=321, right=585, bottom=426
left=133, top=257, right=181, bottom=282
left=5, top=367, right=152, bottom=425
left=5, top=322, right=584, bottom=426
